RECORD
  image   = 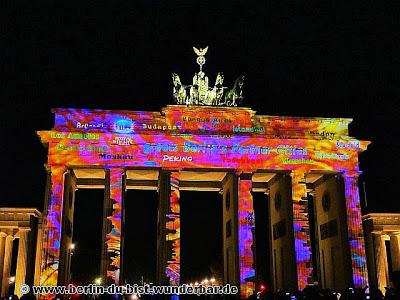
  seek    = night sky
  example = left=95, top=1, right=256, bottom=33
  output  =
left=1, top=0, right=399, bottom=284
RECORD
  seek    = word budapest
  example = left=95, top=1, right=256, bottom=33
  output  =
left=144, top=142, right=308, bottom=155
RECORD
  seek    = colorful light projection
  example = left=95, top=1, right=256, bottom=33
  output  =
left=40, top=165, right=66, bottom=286
left=106, top=168, right=125, bottom=284
left=51, top=107, right=351, bottom=139
left=238, top=177, right=255, bottom=298
left=37, top=106, right=370, bottom=294
left=42, top=131, right=365, bottom=172
left=343, top=172, right=369, bottom=287
left=291, top=171, right=313, bottom=290
left=165, top=172, right=180, bottom=285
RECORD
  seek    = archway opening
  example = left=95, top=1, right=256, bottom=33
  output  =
left=253, top=192, right=271, bottom=290
left=180, top=191, right=223, bottom=285
left=70, top=189, right=104, bottom=285
left=123, top=189, right=158, bottom=284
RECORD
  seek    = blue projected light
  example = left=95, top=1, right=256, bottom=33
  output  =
left=113, top=118, right=135, bottom=134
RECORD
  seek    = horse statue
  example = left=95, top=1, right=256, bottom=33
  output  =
left=224, top=75, right=244, bottom=106
left=214, top=72, right=225, bottom=105
left=189, top=85, right=198, bottom=105
left=206, top=72, right=225, bottom=105
left=172, top=73, right=187, bottom=104
left=173, top=72, right=244, bottom=107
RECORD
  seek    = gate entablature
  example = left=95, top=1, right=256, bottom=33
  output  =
left=38, top=105, right=368, bottom=174
left=48, top=105, right=355, bottom=139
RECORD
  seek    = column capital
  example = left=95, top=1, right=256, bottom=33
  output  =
left=5, top=234, right=14, bottom=241
left=236, top=169, right=255, bottom=176
left=47, top=164, right=69, bottom=175
left=44, top=163, right=51, bottom=173
left=238, top=172, right=253, bottom=180
left=104, top=166, right=126, bottom=174
left=289, top=169, right=307, bottom=180
left=15, top=229, right=30, bottom=239
left=289, top=170, right=308, bottom=186
left=161, top=168, right=182, bottom=173
left=371, top=231, right=384, bottom=236
left=0, top=232, right=7, bottom=238
left=341, top=170, right=362, bottom=178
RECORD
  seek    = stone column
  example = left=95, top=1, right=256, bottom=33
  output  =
left=389, top=233, right=400, bottom=272
left=237, top=172, right=256, bottom=299
left=58, top=170, right=76, bottom=287
left=165, top=171, right=181, bottom=286
left=373, top=233, right=389, bottom=292
left=290, top=170, right=313, bottom=290
left=34, top=223, right=43, bottom=286
left=156, top=171, right=170, bottom=285
left=40, top=165, right=67, bottom=286
left=101, top=169, right=111, bottom=284
left=1, top=235, right=14, bottom=297
left=15, top=230, right=28, bottom=298
left=0, top=233, right=6, bottom=292
left=222, top=172, right=257, bottom=298
left=222, top=173, right=239, bottom=287
left=268, top=173, right=298, bottom=291
left=104, top=168, right=126, bottom=285
left=342, top=172, right=369, bottom=287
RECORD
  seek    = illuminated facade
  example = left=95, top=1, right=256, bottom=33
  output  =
left=363, top=213, right=400, bottom=292
left=0, top=208, right=41, bottom=298
left=33, top=47, right=371, bottom=299
left=36, top=104, right=370, bottom=298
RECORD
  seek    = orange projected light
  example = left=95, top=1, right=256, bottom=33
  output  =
left=37, top=106, right=369, bottom=295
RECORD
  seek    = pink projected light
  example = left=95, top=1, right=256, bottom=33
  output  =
left=40, top=166, right=66, bottom=286
left=106, top=168, right=124, bottom=284
left=238, top=178, right=255, bottom=298
left=291, top=171, right=313, bottom=290
left=37, top=106, right=370, bottom=297
left=343, top=172, right=369, bottom=287
left=166, top=172, right=181, bottom=286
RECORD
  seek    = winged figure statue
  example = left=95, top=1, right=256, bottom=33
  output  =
left=193, top=46, right=208, bottom=56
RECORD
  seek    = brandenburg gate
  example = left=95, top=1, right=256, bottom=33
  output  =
left=35, top=48, right=370, bottom=298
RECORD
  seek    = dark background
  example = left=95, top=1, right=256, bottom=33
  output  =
left=1, top=0, right=399, bottom=284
